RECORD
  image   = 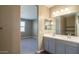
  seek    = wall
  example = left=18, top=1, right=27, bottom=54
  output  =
left=33, top=19, right=38, bottom=37
left=0, top=6, right=20, bottom=53
left=21, top=5, right=37, bottom=19
left=38, top=5, right=49, bottom=50
left=21, top=19, right=33, bottom=38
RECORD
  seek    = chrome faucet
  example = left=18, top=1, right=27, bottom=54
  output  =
left=53, top=32, right=56, bottom=36
left=67, top=33, right=71, bottom=39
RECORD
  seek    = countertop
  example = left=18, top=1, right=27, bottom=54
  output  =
left=44, top=34, right=79, bottom=44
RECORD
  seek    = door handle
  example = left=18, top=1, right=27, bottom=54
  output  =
left=0, top=27, right=3, bottom=30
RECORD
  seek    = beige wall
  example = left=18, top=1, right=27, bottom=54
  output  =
left=0, top=6, right=20, bottom=53
left=38, top=5, right=49, bottom=50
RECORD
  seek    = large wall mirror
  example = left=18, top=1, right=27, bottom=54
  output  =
left=55, top=13, right=79, bottom=36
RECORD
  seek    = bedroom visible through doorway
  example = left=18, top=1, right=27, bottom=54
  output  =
left=20, top=5, right=38, bottom=54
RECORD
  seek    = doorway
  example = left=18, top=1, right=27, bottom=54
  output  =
left=20, top=5, right=38, bottom=54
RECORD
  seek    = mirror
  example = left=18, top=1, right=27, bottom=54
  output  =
left=55, top=13, right=77, bottom=36
left=45, top=19, right=52, bottom=30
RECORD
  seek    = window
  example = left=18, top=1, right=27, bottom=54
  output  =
left=20, top=21, right=25, bottom=32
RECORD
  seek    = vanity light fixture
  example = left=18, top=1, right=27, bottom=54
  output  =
left=60, top=9, right=64, bottom=12
left=65, top=8, right=69, bottom=11
left=52, top=8, right=69, bottom=17
left=51, top=22, right=53, bottom=25
left=52, top=12, right=57, bottom=16
left=53, top=12, right=56, bottom=15
left=52, top=12, right=58, bottom=16
left=56, top=11, right=59, bottom=13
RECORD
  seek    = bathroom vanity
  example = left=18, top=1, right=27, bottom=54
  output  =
left=43, top=35, right=79, bottom=54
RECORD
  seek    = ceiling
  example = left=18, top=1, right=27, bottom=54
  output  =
left=45, top=5, right=55, bottom=8
left=21, top=5, right=37, bottom=20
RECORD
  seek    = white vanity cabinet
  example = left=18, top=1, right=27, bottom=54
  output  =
left=43, top=35, right=79, bottom=54
left=44, top=37, right=49, bottom=51
left=65, top=42, right=79, bottom=54
left=66, top=45, right=78, bottom=54
left=43, top=37, right=55, bottom=53
left=48, top=38, right=55, bottom=53
left=55, top=40, right=66, bottom=54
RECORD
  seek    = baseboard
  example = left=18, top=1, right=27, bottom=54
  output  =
left=36, top=49, right=45, bottom=54
left=21, top=36, right=37, bottom=39
left=0, top=51, right=8, bottom=54
left=22, top=36, right=33, bottom=39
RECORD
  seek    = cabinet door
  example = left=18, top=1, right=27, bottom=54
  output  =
left=56, top=40, right=65, bottom=54
left=44, top=37, right=49, bottom=51
left=48, top=39, right=55, bottom=53
left=66, top=44, right=78, bottom=54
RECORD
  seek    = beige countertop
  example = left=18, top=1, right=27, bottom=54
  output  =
left=44, top=34, right=79, bottom=44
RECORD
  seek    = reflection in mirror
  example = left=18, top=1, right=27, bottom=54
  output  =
left=55, top=13, right=77, bottom=36
left=45, top=19, right=52, bottom=30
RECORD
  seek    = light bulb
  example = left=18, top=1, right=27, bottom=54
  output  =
left=51, top=22, right=53, bottom=25
left=53, top=12, right=55, bottom=15
left=65, top=8, right=69, bottom=11
left=61, top=9, right=64, bottom=12
left=56, top=11, right=59, bottom=13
